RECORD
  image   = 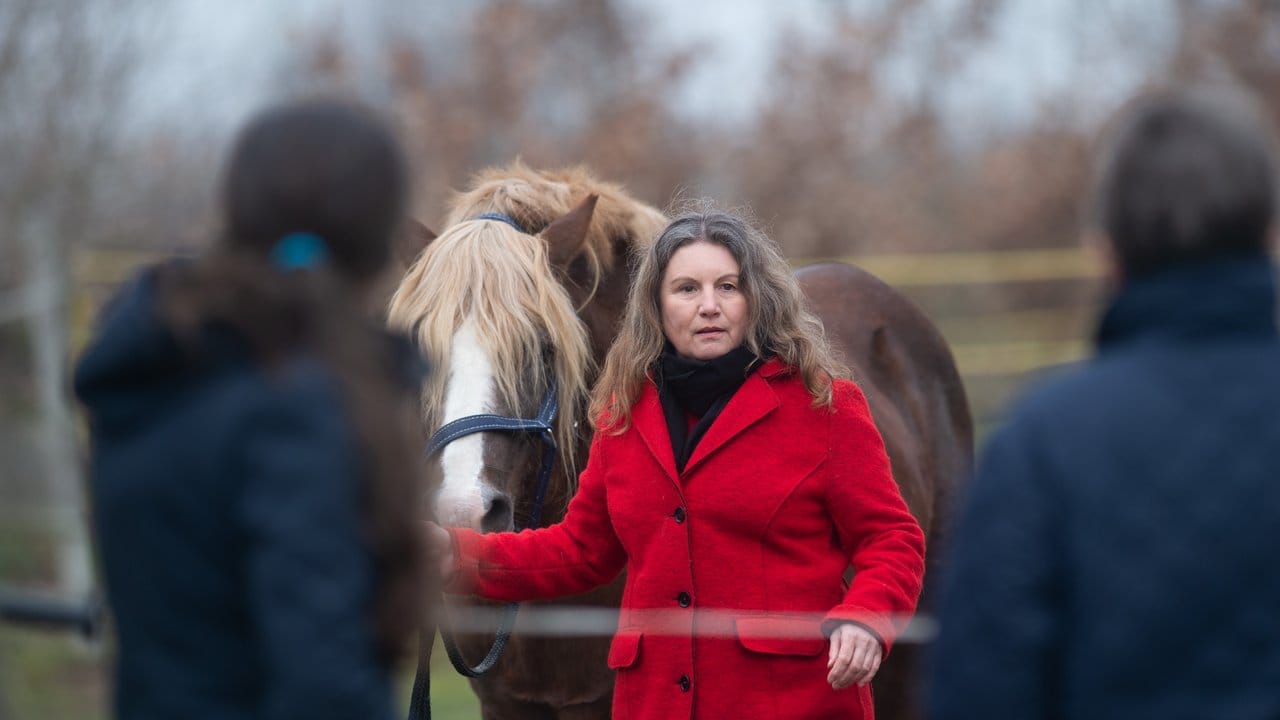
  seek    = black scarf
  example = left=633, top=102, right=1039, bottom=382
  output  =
left=656, top=343, right=762, bottom=474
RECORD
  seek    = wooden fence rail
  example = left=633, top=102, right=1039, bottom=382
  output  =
left=73, top=246, right=1105, bottom=288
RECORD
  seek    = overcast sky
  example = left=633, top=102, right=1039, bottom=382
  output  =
left=131, top=0, right=1173, bottom=142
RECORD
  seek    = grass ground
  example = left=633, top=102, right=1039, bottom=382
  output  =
left=0, top=493, right=480, bottom=718
left=401, top=649, right=483, bottom=719
left=0, top=626, right=107, bottom=720
left=0, top=625, right=483, bottom=720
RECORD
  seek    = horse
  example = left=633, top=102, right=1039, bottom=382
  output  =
left=387, top=163, right=972, bottom=720
left=389, top=164, right=666, bottom=718
left=795, top=262, right=973, bottom=720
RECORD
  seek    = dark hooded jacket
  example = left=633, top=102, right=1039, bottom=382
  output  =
left=929, top=254, right=1280, bottom=720
left=74, top=265, right=422, bottom=720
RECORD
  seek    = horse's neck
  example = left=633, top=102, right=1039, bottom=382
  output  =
left=580, top=265, right=632, bottom=367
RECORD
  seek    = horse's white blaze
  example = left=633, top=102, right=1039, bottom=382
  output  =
left=436, top=319, right=496, bottom=529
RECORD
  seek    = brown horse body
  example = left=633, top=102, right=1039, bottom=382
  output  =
left=391, top=167, right=971, bottom=720
left=797, top=263, right=973, bottom=720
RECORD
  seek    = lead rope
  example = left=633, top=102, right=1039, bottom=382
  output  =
left=407, top=381, right=559, bottom=720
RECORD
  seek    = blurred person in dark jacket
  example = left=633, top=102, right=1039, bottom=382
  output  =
left=74, top=99, right=428, bottom=720
left=929, top=86, right=1280, bottom=719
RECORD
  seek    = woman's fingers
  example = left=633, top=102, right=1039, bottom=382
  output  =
left=850, top=636, right=883, bottom=687
left=861, top=647, right=883, bottom=687
left=423, top=521, right=449, bottom=546
left=826, top=631, right=855, bottom=687
left=422, top=522, right=455, bottom=583
left=845, top=639, right=869, bottom=687
left=827, top=624, right=885, bottom=690
left=833, top=642, right=862, bottom=689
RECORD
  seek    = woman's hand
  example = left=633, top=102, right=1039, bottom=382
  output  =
left=422, top=521, right=456, bottom=586
left=826, top=623, right=883, bottom=690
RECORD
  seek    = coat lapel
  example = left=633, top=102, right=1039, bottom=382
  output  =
left=682, top=364, right=780, bottom=476
left=633, top=383, right=680, bottom=484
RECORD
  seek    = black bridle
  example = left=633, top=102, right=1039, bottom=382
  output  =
left=408, top=377, right=560, bottom=720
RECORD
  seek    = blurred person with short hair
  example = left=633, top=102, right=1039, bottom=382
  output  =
left=74, top=99, right=428, bottom=720
left=928, top=86, right=1280, bottom=719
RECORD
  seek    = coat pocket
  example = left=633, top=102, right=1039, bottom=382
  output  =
left=734, top=616, right=827, bottom=657
left=607, top=628, right=643, bottom=669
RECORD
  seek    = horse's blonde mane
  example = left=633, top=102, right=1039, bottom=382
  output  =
left=388, top=162, right=666, bottom=479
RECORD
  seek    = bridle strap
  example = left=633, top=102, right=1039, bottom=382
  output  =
left=423, top=378, right=557, bottom=537
left=471, top=212, right=527, bottom=234
left=425, top=377, right=557, bottom=456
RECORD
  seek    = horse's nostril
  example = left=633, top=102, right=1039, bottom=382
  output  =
left=480, top=496, right=513, bottom=533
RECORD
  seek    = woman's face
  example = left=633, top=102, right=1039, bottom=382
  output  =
left=659, top=241, right=748, bottom=361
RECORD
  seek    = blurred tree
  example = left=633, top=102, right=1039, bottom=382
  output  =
left=726, top=0, right=1097, bottom=259
left=0, top=0, right=148, bottom=600
left=64, top=0, right=1280, bottom=423
left=1170, top=1, right=1280, bottom=116
left=277, top=0, right=706, bottom=222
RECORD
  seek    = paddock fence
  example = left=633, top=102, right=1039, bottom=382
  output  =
left=69, top=244, right=1106, bottom=432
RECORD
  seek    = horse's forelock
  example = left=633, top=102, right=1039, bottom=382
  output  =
left=387, top=218, right=593, bottom=481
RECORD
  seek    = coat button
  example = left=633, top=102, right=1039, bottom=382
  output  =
left=673, top=507, right=686, bottom=523
left=677, top=591, right=691, bottom=608
left=679, top=674, right=691, bottom=692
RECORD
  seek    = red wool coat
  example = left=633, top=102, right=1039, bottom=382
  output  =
left=451, top=359, right=925, bottom=720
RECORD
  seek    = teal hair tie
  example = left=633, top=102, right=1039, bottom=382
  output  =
left=272, top=232, right=328, bottom=270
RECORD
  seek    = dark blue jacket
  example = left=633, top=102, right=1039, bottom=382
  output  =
left=74, top=266, right=421, bottom=720
left=929, top=255, right=1280, bottom=720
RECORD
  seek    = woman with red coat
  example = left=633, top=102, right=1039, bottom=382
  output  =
left=429, top=208, right=925, bottom=719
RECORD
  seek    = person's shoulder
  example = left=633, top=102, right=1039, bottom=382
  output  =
left=829, top=376, right=865, bottom=400
left=979, top=357, right=1145, bottom=478
left=228, top=357, right=358, bottom=471
left=758, top=358, right=817, bottom=388
left=757, top=357, right=793, bottom=381
left=93, top=257, right=186, bottom=323
left=196, top=353, right=343, bottom=450
left=757, top=361, right=865, bottom=406
left=756, top=359, right=824, bottom=402
left=1001, top=355, right=1130, bottom=431
left=247, top=355, right=345, bottom=413
left=819, top=371, right=879, bottom=406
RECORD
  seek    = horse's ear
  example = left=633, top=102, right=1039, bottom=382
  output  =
left=542, top=194, right=598, bottom=267
left=397, top=220, right=438, bottom=267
